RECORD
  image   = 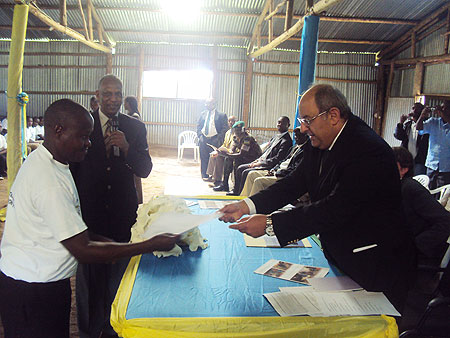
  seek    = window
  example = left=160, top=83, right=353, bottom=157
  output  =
left=143, top=69, right=213, bottom=100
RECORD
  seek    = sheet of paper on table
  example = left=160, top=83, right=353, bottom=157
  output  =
left=264, top=289, right=401, bottom=317
left=198, top=200, right=229, bottom=209
left=184, top=200, right=198, bottom=207
left=254, top=259, right=328, bottom=285
left=243, top=234, right=311, bottom=248
left=306, top=276, right=362, bottom=292
left=143, top=211, right=222, bottom=239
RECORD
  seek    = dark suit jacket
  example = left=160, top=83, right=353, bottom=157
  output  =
left=401, top=177, right=450, bottom=260
left=196, top=109, right=228, bottom=147
left=70, top=110, right=152, bottom=242
left=274, top=141, right=308, bottom=178
left=250, top=114, right=415, bottom=309
left=394, top=121, right=429, bottom=165
left=258, top=132, right=292, bottom=169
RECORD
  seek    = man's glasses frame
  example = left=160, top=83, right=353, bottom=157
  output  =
left=297, top=109, right=329, bottom=127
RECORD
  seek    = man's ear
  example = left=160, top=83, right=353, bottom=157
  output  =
left=54, top=124, right=63, bottom=138
left=95, top=90, right=100, bottom=101
left=327, top=107, right=341, bottom=125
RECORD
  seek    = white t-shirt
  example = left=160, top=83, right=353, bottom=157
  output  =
left=35, top=125, right=45, bottom=138
left=26, top=126, right=36, bottom=142
left=1, top=118, right=7, bottom=129
left=0, top=134, right=6, bottom=150
left=0, top=145, right=87, bottom=282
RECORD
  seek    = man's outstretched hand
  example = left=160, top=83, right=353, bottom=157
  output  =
left=219, top=200, right=250, bottom=223
left=228, top=215, right=267, bottom=238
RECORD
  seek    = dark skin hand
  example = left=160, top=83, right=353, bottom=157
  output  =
left=104, top=130, right=130, bottom=157
left=62, top=230, right=179, bottom=264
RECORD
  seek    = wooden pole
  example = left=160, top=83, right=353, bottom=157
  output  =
left=28, top=3, right=111, bottom=53
left=247, top=0, right=272, bottom=54
left=285, top=0, right=294, bottom=30
left=413, top=62, right=424, bottom=97
left=374, top=65, right=386, bottom=134
left=211, top=45, right=218, bottom=99
left=268, top=0, right=273, bottom=43
left=445, top=8, right=450, bottom=54
left=242, top=57, right=254, bottom=128
left=77, top=0, right=89, bottom=40
left=88, top=0, right=115, bottom=47
left=59, top=0, right=67, bottom=26
left=106, top=52, right=112, bottom=73
left=137, top=48, right=144, bottom=112
left=265, top=0, right=286, bottom=21
left=250, top=0, right=343, bottom=58
left=381, top=63, right=395, bottom=137
left=87, top=0, right=93, bottom=41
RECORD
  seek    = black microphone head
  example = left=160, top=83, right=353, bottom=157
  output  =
left=111, top=116, right=119, bottom=131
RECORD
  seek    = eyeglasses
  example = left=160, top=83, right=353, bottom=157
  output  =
left=297, top=110, right=329, bottom=127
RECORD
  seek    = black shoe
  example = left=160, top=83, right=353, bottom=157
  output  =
left=226, top=190, right=238, bottom=196
left=213, top=184, right=229, bottom=192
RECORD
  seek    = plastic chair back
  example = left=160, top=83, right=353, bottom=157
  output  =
left=413, top=175, right=430, bottom=189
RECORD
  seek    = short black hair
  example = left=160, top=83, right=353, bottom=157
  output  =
left=44, top=99, right=89, bottom=132
left=90, top=96, right=98, bottom=104
left=392, top=146, right=414, bottom=178
left=280, top=116, right=290, bottom=125
left=311, top=84, right=352, bottom=120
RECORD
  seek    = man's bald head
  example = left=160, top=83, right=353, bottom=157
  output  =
left=305, top=84, right=351, bottom=120
left=97, top=74, right=122, bottom=90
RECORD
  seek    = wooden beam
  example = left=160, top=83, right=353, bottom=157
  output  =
left=411, top=32, right=416, bottom=58
left=413, top=62, right=424, bottom=96
left=380, top=45, right=450, bottom=66
left=305, top=0, right=314, bottom=13
left=268, top=0, right=274, bottom=43
left=243, top=57, right=254, bottom=128
left=27, top=3, right=111, bottom=53
left=59, top=0, right=67, bottom=26
left=374, top=65, right=386, bottom=134
left=265, top=0, right=286, bottom=21
left=250, top=0, right=344, bottom=58
left=445, top=8, right=450, bottom=54
left=247, top=0, right=272, bottom=54
left=378, top=4, right=450, bottom=60
left=137, top=48, right=144, bottom=112
left=381, top=63, right=395, bottom=137
left=87, top=0, right=93, bottom=41
left=106, top=52, right=112, bottom=73
left=88, top=0, right=115, bottom=47
left=77, top=0, right=89, bottom=40
left=285, top=0, right=294, bottom=30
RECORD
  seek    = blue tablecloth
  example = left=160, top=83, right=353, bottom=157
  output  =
left=126, top=203, right=341, bottom=320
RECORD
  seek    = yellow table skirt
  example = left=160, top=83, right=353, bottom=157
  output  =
left=111, top=256, right=398, bottom=338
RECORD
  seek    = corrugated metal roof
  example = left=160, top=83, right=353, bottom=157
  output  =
left=0, top=0, right=447, bottom=55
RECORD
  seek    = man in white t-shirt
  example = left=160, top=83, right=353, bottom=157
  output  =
left=0, top=99, right=178, bottom=338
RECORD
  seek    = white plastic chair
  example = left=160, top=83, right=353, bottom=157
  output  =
left=413, top=174, right=430, bottom=189
left=178, top=131, right=199, bottom=162
left=429, top=184, right=450, bottom=209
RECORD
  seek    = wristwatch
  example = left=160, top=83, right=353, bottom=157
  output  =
left=265, top=215, right=275, bottom=236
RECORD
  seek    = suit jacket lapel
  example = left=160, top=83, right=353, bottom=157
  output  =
left=91, top=110, right=107, bottom=159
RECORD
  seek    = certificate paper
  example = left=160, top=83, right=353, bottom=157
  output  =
left=254, top=259, right=328, bottom=285
left=243, top=234, right=311, bottom=248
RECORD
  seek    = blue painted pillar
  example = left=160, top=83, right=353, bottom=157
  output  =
left=293, top=15, right=320, bottom=133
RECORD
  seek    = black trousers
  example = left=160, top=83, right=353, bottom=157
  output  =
left=0, top=271, right=71, bottom=338
left=0, top=153, right=6, bottom=176
left=199, top=135, right=220, bottom=178
left=427, top=168, right=450, bottom=190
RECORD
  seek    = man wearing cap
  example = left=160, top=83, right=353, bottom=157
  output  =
left=214, top=121, right=262, bottom=192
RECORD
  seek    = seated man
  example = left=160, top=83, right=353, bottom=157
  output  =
left=214, top=121, right=262, bottom=192
left=35, top=117, right=44, bottom=140
left=393, top=146, right=450, bottom=265
left=240, top=127, right=308, bottom=196
left=26, top=117, right=39, bottom=153
left=205, top=115, right=236, bottom=186
left=228, top=116, right=292, bottom=196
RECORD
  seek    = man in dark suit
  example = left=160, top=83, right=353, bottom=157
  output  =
left=226, top=116, right=292, bottom=195
left=70, top=74, right=152, bottom=338
left=394, top=102, right=429, bottom=175
left=197, top=98, right=228, bottom=179
left=219, top=84, right=416, bottom=313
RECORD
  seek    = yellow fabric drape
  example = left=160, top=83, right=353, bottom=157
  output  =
left=7, top=4, right=29, bottom=192
left=111, top=257, right=399, bottom=338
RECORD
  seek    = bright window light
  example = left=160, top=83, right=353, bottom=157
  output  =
left=161, top=0, right=201, bottom=23
left=143, top=69, right=213, bottom=100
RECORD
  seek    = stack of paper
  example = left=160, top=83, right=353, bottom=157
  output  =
left=198, top=200, right=228, bottom=209
left=264, top=288, right=400, bottom=317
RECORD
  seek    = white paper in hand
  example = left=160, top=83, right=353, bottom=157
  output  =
left=143, top=211, right=221, bottom=239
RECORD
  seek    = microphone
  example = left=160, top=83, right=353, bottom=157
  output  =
left=111, top=116, right=120, bottom=157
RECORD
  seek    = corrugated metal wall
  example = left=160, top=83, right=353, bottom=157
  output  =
left=0, top=40, right=378, bottom=146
